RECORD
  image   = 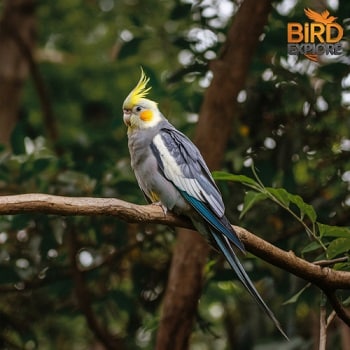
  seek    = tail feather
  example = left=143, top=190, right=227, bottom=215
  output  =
left=181, top=190, right=288, bottom=339
left=211, top=229, right=289, bottom=340
left=180, top=190, right=245, bottom=253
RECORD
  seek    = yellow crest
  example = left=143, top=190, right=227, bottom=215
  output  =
left=123, top=68, right=151, bottom=109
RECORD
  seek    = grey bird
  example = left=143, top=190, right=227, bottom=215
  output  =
left=122, top=69, right=288, bottom=340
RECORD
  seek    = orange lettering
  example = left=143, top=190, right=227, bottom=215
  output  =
left=304, top=23, right=309, bottom=42
left=326, top=23, right=343, bottom=43
left=310, top=23, right=325, bottom=42
left=288, top=23, right=303, bottom=43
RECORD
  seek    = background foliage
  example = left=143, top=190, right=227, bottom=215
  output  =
left=0, top=0, right=350, bottom=349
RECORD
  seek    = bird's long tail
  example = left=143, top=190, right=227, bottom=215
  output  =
left=211, top=230, right=289, bottom=340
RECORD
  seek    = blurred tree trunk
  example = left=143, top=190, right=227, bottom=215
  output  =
left=340, top=316, right=350, bottom=350
left=156, top=0, right=273, bottom=349
left=0, top=0, right=36, bottom=146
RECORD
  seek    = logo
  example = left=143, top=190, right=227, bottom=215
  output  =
left=287, top=8, right=343, bottom=62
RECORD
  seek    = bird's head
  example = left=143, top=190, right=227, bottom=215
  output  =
left=123, top=69, right=162, bottom=130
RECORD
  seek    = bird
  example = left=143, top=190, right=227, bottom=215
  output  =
left=304, top=8, right=337, bottom=25
left=122, top=68, right=288, bottom=340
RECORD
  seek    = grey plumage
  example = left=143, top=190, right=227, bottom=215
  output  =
left=122, top=71, right=288, bottom=340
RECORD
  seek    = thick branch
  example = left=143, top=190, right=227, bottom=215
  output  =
left=0, top=193, right=179, bottom=224
left=1, top=193, right=350, bottom=293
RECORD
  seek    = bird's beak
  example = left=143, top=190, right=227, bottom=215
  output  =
left=123, top=109, right=131, bottom=126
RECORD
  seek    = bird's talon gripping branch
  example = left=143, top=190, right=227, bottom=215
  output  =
left=122, top=67, right=288, bottom=340
left=153, top=201, right=167, bottom=215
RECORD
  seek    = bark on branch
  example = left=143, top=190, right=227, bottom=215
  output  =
left=1, top=193, right=350, bottom=296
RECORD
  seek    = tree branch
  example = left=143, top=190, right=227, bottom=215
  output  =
left=323, top=290, right=350, bottom=327
left=1, top=193, right=350, bottom=295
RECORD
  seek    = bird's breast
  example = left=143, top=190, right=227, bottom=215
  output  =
left=127, top=132, right=189, bottom=212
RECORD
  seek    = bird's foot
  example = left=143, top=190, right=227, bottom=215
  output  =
left=152, top=201, right=167, bottom=216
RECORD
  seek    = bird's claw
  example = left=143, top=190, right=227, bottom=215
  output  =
left=152, top=201, right=167, bottom=216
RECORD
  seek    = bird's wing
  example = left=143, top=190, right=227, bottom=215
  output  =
left=151, top=125, right=224, bottom=215
left=320, top=10, right=330, bottom=20
left=150, top=124, right=288, bottom=338
left=304, top=8, right=323, bottom=23
left=150, top=124, right=244, bottom=252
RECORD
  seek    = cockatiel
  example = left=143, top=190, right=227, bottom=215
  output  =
left=123, top=69, right=288, bottom=339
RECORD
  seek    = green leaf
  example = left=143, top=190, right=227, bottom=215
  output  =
left=283, top=283, right=311, bottom=305
left=267, top=188, right=317, bottom=223
left=212, top=171, right=259, bottom=187
left=288, top=193, right=317, bottom=223
left=301, top=241, right=323, bottom=254
left=318, top=223, right=350, bottom=238
left=333, top=262, right=350, bottom=270
left=239, top=191, right=268, bottom=219
left=327, top=238, right=350, bottom=259
left=266, top=188, right=290, bottom=207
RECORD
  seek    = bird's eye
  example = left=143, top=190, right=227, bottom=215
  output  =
left=135, top=106, right=142, bottom=112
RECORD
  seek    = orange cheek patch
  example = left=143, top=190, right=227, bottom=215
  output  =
left=140, top=109, right=153, bottom=121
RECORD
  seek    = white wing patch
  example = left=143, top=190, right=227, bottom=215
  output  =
left=153, top=134, right=205, bottom=201
left=153, top=134, right=182, bottom=175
